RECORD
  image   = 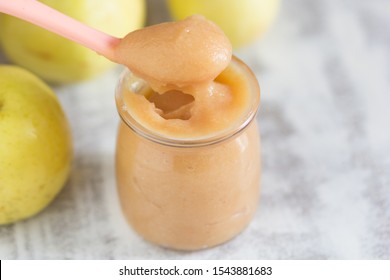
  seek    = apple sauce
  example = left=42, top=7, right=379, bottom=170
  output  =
left=114, top=16, right=261, bottom=250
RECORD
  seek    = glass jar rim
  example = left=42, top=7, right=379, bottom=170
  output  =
left=115, top=56, right=260, bottom=148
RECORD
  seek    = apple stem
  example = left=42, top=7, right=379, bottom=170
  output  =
left=0, top=0, right=120, bottom=60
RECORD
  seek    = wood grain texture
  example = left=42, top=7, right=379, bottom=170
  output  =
left=1, top=0, right=389, bottom=259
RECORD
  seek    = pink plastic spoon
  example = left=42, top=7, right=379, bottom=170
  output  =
left=0, top=0, right=120, bottom=60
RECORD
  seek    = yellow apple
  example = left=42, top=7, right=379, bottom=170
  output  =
left=0, top=65, right=72, bottom=224
left=0, top=0, right=145, bottom=84
left=167, top=0, right=280, bottom=48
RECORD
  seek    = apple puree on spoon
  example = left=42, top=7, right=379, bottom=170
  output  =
left=113, top=15, right=232, bottom=90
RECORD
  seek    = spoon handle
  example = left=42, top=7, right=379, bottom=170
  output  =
left=0, top=0, right=120, bottom=59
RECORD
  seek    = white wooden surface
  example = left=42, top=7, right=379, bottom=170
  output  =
left=1, top=0, right=390, bottom=259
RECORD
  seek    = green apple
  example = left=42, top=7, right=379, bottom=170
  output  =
left=0, top=0, right=145, bottom=84
left=167, top=0, right=280, bottom=48
left=0, top=65, right=72, bottom=224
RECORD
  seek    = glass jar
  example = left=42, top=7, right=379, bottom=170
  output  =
left=115, top=56, right=261, bottom=251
